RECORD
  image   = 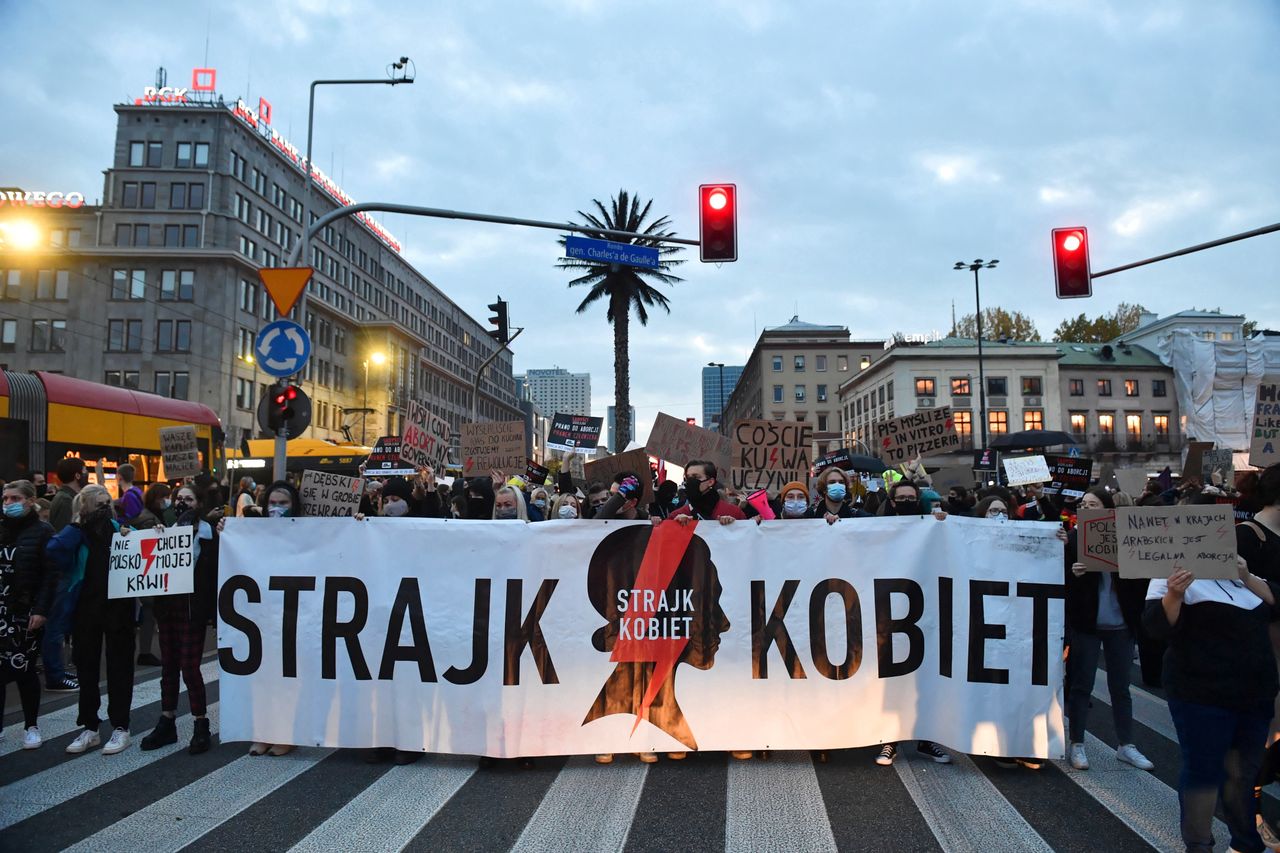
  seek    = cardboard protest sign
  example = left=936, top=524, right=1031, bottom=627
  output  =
left=1180, top=441, right=1213, bottom=482
left=461, top=420, right=526, bottom=477
left=730, top=419, right=813, bottom=493
left=568, top=453, right=586, bottom=483
left=547, top=414, right=604, bottom=452
left=109, top=526, right=195, bottom=598
left=299, top=470, right=364, bottom=517
left=1002, top=455, right=1051, bottom=487
left=401, top=401, right=452, bottom=471
left=930, top=465, right=977, bottom=493
left=873, top=407, right=961, bottom=464
left=583, top=448, right=653, bottom=506
left=1250, top=378, right=1280, bottom=468
left=647, top=412, right=732, bottom=474
left=1113, top=467, right=1148, bottom=496
left=1116, top=505, right=1237, bottom=580
left=365, top=436, right=416, bottom=476
left=1200, top=449, right=1234, bottom=486
left=1044, top=455, right=1094, bottom=499
left=158, top=425, right=200, bottom=479
left=526, top=460, right=551, bottom=486
left=1077, top=508, right=1117, bottom=572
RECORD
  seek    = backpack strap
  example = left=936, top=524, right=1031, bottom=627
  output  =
left=1241, top=520, right=1267, bottom=543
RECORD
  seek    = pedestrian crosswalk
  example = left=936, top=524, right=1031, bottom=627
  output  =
left=0, top=659, right=1261, bottom=852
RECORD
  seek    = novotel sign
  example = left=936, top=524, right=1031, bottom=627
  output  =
left=133, top=67, right=402, bottom=255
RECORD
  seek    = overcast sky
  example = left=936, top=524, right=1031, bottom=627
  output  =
left=3, top=0, right=1277, bottom=442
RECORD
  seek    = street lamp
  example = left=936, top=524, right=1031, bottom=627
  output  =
left=953, top=258, right=999, bottom=449
left=0, top=219, right=41, bottom=251
left=707, top=362, right=725, bottom=432
left=362, top=351, right=387, bottom=446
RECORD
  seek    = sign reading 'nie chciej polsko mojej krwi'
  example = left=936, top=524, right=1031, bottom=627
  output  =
left=217, top=516, right=1065, bottom=758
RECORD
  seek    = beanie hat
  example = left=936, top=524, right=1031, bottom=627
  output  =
left=780, top=481, right=809, bottom=501
left=381, top=476, right=414, bottom=501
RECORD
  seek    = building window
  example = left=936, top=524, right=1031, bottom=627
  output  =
left=170, top=182, right=204, bottom=209
left=817, top=414, right=828, bottom=431
left=773, top=385, right=783, bottom=403
left=988, top=411, right=1008, bottom=435
left=146, top=141, right=162, bottom=167
left=816, top=355, right=827, bottom=371
left=878, top=386, right=885, bottom=405
left=1153, top=414, right=1170, bottom=440
left=887, top=380, right=894, bottom=401
left=129, top=141, right=145, bottom=167
left=0, top=318, right=15, bottom=351
left=1153, top=379, right=1167, bottom=398
left=156, top=319, right=191, bottom=352
left=104, top=370, right=140, bottom=389
left=30, top=320, right=65, bottom=352
left=1097, top=379, right=1112, bottom=396
left=183, top=225, right=199, bottom=247
left=794, top=355, right=805, bottom=372
left=1, top=270, right=19, bottom=299
left=1069, top=379, right=1084, bottom=396
left=235, top=377, right=253, bottom=410
left=121, top=182, right=138, bottom=207
left=953, top=410, right=972, bottom=441
left=115, top=224, right=132, bottom=247
left=860, top=355, right=871, bottom=370
left=915, top=377, right=936, bottom=397
left=239, top=279, right=258, bottom=313
left=154, top=371, right=172, bottom=397
left=1125, top=413, right=1143, bottom=443
left=951, top=377, right=971, bottom=396
left=987, top=376, right=1008, bottom=397
left=175, top=142, right=192, bottom=168
left=36, top=269, right=69, bottom=300
left=111, top=269, right=146, bottom=300
left=817, top=384, right=828, bottom=402
left=1098, top=413, right=1115, bottom=436
left=1070, top=412, right=1087, bottom=436
left=107, top=319, right=142, bottom=352
left=795, top=385, right=806, bottom=403
left=121, top=181, right=156, bottom=208
left=1023, top=409, right=1044, bottom=430
left=772, top=356, right=782, bottom=371
left=164, top=225, right=180, bottom=247
left=838, top=355, right=849, bottom=371
left=1221, top=331, right=1235, bottom=342
left=1125, top=379, right=1139, bottom=397
left=1021, top=376, right=1043, bottom=396
left=160, top=269, right=194, bottom=301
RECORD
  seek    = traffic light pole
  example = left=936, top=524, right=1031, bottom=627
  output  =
left=273, top=424, right=289, bottom=485
left=471, top=328, right=524, bottom=423
left=1090, top=221, right=1280, bottom=279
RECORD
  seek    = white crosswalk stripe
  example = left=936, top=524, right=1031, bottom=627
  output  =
left=726, top=750, right=838, bottom=853
left=514, top=757, right=650, bottom=852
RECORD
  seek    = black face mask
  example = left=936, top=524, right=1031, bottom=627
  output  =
left=685, top=478, right=715, bottom=505
left=893, top=500, right=922, bottom=516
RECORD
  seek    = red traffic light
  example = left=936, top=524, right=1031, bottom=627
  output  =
left=1052, top=226, right=1091, bottom=299
left=699, top=183, right=737, bottom=263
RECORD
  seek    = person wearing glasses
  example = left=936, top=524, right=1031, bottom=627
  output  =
left=137, top=483, right=216, bottom=756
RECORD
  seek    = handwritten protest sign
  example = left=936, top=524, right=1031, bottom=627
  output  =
left=526, top=460, right=550, bottom=485
left=109, top=526, right=195, bottom=598
left=731, top=419, right=812, bottom=493
left=158, top=425, right=200, bottom=479
left=1116, top=505, right=1236, bottom=579
left=647, top=412, right=732, bottom=474
left=299, top=470, right=364, bottom=517
left=461, top=420, right=526, bottom=476
left=583, top=448, right=653, bottom=506
left=1044, top=455, right=1093, bottom=499
left=1077, top=508, right=1117, bottom=572
left=1201, top=449, right=1234, bottom=485
left=547, top=414, right=604, bottom=452
left=1002, top=455, right=1051, bottom=487
left=401, top=401, right=452, bottom=471
left=1251, top=378, right=1280, bottom=468
left=567, top=452, right=586, bottom=484
left=1113, top=467, right=1149, bottom=496
left=873, top=407, right=961, bottom=464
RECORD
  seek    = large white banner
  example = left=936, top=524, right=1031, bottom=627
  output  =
left=217, top=516, right=1066, bottom=758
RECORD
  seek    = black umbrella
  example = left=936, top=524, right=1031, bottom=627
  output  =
left=988, top=429, right=1077, bottom=450
left=847, top=454, right=888, bottom=474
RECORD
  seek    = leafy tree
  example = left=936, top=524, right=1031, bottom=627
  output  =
left=955, top=308, right=1040, bottom=342
left=1052, top=302, right=1148, bottom=342
left=556, top=191, right=685, bottom=447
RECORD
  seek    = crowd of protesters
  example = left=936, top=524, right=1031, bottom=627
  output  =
left=3, top=449, right=1280, bottom=853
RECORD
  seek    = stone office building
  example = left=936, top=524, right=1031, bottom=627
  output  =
left=0, top=71, right=521, bottom=456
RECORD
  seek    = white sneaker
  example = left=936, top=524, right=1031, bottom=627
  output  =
left=1116, top=744, right=1154, bottom=770
left=23, top=726, right=42, bottom=750
left=102, top=728, right=131, bottom=755
left=66, top=728, right=101, bottom=754
left=1069, top=743, right=1089, bottom=770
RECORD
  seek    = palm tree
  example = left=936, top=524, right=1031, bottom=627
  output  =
left=557, top=190, right=685, bottom=450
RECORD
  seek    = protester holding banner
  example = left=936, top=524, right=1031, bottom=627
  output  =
left=0, top=480, right=58, bottom=750
left=780, top=481, right=811, bottom=518
left=261, top=480, right=302, bottom=518
left=1144, top=549, right=1279, bottom=853
left=140, top=484, right=216, bottom=756
left=973, top=496, right=1010, bottom=520
left=647, top=480, right=680, bottom=521
left=672, top=461, right=745, bottom=524
left=529, top=487, right=551, bottom=522
left=551, top=492, right=582, bottom=520
left=593, top=474, right=646, bottom=521
left=64, top=485, right=136, bottom=757
left=493, top=485, right=529, bottom=521
left=1064, top=488, right=1153, bottom=773
left=804, top=467, right=871, bottom=523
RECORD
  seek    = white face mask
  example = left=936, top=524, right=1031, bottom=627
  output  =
left=783, top=499, right=808, bottom=517
left=558, top=504, right=578, bottom=519
left=383, top=499, right=409, bottom=517
left=161, top=499, right=172, bottom=510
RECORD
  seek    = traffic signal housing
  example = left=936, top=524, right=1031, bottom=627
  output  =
left=261, top=383, right=311, bottom=436
left=699, top=184, right=737, bottom=262
left=1052, top=227, right=1092, bottom=299
left=487, top=298, right=510, bottom=346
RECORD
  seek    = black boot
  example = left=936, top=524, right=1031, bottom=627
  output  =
left=188, top=717, right=211, bottom=755
left=141, top=715, right=178, bottom=751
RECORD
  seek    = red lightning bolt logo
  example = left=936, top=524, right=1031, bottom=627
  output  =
left=610, top=520, right=699, bottom=735
left=140, top=538, right=159, bottom=576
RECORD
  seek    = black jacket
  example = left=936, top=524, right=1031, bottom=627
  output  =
left=0, top=509, right=58, bottom=617
left=153, top=511, right=218, bottom=625
left=804, top=501, right=872, bottom=520
left=75, top=505, right=135, bottom=629
left=1063, top=529, right=1146, bottom=634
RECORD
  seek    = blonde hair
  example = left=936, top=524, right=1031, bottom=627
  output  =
left=73, top=484, right=112, bottom=519
left=492, top=485, right=529, bottom=521
left=550, top=493, right=580, bottom=518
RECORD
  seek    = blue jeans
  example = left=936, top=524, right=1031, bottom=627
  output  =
left=1167, top=697, right=1273, bottom=853
left=40, top=580, right=80, bottom=685
left=1067, top=627, right=1135, bottom=744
